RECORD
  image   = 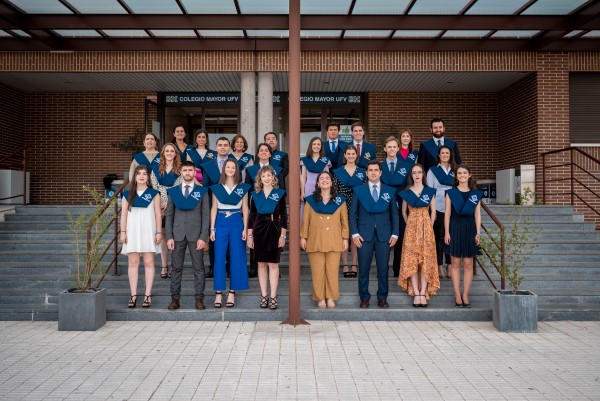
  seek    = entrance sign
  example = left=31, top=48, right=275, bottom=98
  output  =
left=163, top=92, right=362, bottom=106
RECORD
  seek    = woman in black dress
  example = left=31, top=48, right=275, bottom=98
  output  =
left=247, top=165, right=287, bottom=310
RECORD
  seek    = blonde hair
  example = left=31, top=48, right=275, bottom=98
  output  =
left=254, top=165, right=279, bottom=192
left=158, top=143, right=182, bottom=175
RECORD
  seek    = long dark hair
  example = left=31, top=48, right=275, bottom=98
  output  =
left=128, top=165, right=152, bottom=211
left=452, top=164, right=477, bottom=189
left=312, top=171, right=338, bottom=202
left=194, top=129, right=211, bottom=150
left=405, top=163, right=428, bottom=188
left=218, top=159, right=241, bottom=185
left=305, top=137, right=325, bottom=158
left=435, top=145, right=457, bottom=173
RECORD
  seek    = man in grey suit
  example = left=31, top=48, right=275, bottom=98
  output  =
left=166, top=161, right=210, bottom=310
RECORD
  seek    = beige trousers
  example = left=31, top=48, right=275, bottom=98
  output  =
left=308, top=251, right=342, bottom=301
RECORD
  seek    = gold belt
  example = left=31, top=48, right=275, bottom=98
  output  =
left=218, top=210, right=240, bottom=217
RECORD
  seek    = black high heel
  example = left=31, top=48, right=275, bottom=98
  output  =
left=214, top=291, right=223, bottom=308
left=419, top=295, right=428, bottom=308
left=269, top=295, right=278, bottom=310
left=226, top=291, right=236, bottom=308
left=128, top=295, right=138, bottom=308
left=160, top=266, right=169, bottom=279
left=260, top=294, right=268, bottom=309
left=142, top=295, right=152, bottom=308
left=462, top=296, right=471, bottom=308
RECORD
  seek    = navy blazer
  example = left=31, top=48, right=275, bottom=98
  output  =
left=323, top=140, right=342, bottom=169
left=349, top=183, right=399, bottom=242
left=417, top=137, right=461, bottom=173
left=338, top=141, right=377, bottom=168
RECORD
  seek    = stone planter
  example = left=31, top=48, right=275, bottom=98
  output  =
left=493, top=290, right=537, bottom=333
left=58, top=288, right=106, bottom=331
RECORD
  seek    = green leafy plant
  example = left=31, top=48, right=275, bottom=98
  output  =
left=67, top=185, right=116, bottom=291
left=111, top=128, right=146, bottom=154
left=479, top=188, right=541, bottom=294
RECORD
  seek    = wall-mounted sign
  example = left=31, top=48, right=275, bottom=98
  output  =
left=164, top=93, right=240, bottom=105
left=163, top=92, right=362, bottom=106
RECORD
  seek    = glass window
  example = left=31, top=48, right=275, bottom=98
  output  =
left=10, top=30, right=31, bottom=37
left=65, top=0, right=128, bottom=14
left=344, top=30, right=392, bottom=38
left=492, top=30, right=540, bottom=38
left=53, top=29, right=102, bottom=37
left=521, top=0, right=589, bottom=15
left=582, top=31, right=600, bottom=38
left=7, top=0, right=72, bottom=13
left=443, top=30, right=490, bottom=38
left=181, top=0, right=237, bottom=14
left=150, top=30, right=197, bottom=38
left=393, top=30, right=441, bottom=38
left=122, top=0, right=183, bottom=14
left=409, top=0, right=471, bottom=14
left=102, top=30, right=149, bottom=37
left=246, top=30, right=289, bottom=38
left=0, top=30, right=12, bottom=37
left=301, top=0, right=351, bottom=14
left=466, top=0, right=529, bottom=15
left=563, top=30, right=584, bottom=38
left=238, top=0, right=288, bottom=14
left=197, top=30, right=245, bottom=37
left=301, top=30, right=343, bottom=38
left=352, top=0, right=411, bottom=15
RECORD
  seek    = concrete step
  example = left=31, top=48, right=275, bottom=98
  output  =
left=14, top=206, right=97, bottom=214
left=486, top=205, right=574, bottom=215
left=482, top=214, right=580, bottom=223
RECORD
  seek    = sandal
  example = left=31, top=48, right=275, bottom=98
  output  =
left=260, top=294, right=269, bottom=309
left=350, top=265, right=358, bottom=277
left=214, top=291, right=223, bottom=308
left=269, top=295, right=278, bottom=310
left=142, top=295, right=152, bottom=308
left=226, top=291, right=235, bottom=308
left=419, top=295, right=428, bottom=308
left=342, top=265, right=351, bottom=278
left=128, top=295, right=138, bottom=308
left=160, top=266, right=169, bottom=279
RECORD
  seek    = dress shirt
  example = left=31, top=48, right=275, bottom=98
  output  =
left=216, top=184, right=243, bottom=209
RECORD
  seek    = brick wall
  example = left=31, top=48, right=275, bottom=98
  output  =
left=497, top=74, right=538, bottom=170
left=0, top=83, right=25, bottom=158
left=367, top=92, right=498, bottom=181
left=24, top=92, right=153, bottom=204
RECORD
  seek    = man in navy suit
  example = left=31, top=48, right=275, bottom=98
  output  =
left=338, top=122, right=377, bottom=168
left=417, top=118, right=462, bottom=173
left=349, top=160, right=399, bottom=308
left=323, top=122, right=342, bottom=169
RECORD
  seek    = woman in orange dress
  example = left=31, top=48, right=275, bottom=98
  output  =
left=397, top=164, right=440, bottom=307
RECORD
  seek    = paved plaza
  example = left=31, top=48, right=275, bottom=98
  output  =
left=0, top=321, right=599, bottom=401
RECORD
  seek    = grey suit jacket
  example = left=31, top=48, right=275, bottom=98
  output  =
left=165, top=185, right=210, bottom=242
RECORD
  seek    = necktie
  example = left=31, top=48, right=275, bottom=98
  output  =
left=371, top=184, right=378, bottom=202
left=389, top=162, right=395, bottom=172
left=437, top=140, right=442, bottom=148
left=218, top=159, right=224, bottom=172
left=184, top=185, right=190, bottom=198
left=331, top=141, right=336, bottom=152
left=356, top=143, right=361, bottom=158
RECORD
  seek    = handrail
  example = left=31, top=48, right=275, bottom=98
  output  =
left=476, top=202, right=506, bottom=290
left=542, top=146, right=600, bottom=228
left=86, top=178, right=129, bottom=288
left=0, top=144, right=32, bottom=206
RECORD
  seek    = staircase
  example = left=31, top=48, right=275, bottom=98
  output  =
left=0, top=204, right=598, bottom=321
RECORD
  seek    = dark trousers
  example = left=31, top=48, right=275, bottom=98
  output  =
left=434, top=211, right=451, bottom=266
left=170, top=240, right=205, bottom=300
left=391, top=217, right=407, bottom=277
left=358, top=235, right=390, bottom=302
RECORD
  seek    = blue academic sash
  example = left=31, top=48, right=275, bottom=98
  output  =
left=301, top=156, right=330, bottom=174
left=174, top=144, right=194, bottom=163
left=200, top=159, right=222, bottom=184
left=380, top=158, right=408, bottom=188
left=132, top=152, right=159, bottom=168
left=353, top=184, right=395, bottom=213
left=447, top=188, right=483, bottom=216
left=305, top=194, right=347, bottom=215
left=151, top=165, right=179, bottom=186
left=270, top=150, right=287, bottom=168
left=252, top=188, right=286, bottom=214
left=167, top=185, right=208, bottom=211
left=356, top=142, right=376, bottom=168
left=398, top=150, right=418, bottom=170
left=245, top=163, right=282, bottom=184
left=398, top=186, right=436, bottom=208
left=187, top=148, right=217, bottom=169
left=122, top=188, right=159, bottom=208
left=230, top=152, right=254, bottom=171
left=430, top=165, right=455, bottom=186
left=332, top=166, right=367, bottom=188
left=422, top=138, right=457, bottom=159
left=211, top=183, right=251, bottom=206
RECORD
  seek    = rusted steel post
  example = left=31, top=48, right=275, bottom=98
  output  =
left=282, top=0, right=308, bottom=326
left=113, top=199, right=119, bottom=276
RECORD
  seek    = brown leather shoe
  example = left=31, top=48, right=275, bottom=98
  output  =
left=359, top=299, right=369, bottom=308
left=195, top=298, right=206, bottom=310
left=378, top=299, right=389, bottom=308
left=167, top=298, right=180, bottom=310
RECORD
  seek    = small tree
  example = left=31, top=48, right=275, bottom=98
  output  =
left=67, top=185, right=117, bottom=291
left=479, top=188, right=541, bottom=294
left=111, top=128, right=146, bottom=154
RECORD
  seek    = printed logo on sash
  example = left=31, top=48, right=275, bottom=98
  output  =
left=408, top=153, right=416, bottom=160
left=363, top=152, right=371, bottom=159
left=356, top=172, right=365, bottom=180
left=334, top=196, right=343, bottom=205
left=235, top=188, right=245, bottom=197
left=398, top=168, right=407, bottom=176
left=141, top=193, right=153, bottom=202
left=320, top=157, right=328, bottom=163
left=420, top=194, right=430, bottom=203
left=207, top=153, right=214, bottom=158
left=190, top=191, right=202, bottom=200
left=241, top=156, right=249, bottom=162
left=382, top=193, right=391, bottom=202
left=469, top=194, right=479, bottom=204
left=269, top=193, right=280, bottom=201
left=273, top=154, right=281, bottom=161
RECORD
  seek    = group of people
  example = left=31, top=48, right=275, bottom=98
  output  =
left=121, top=118, right=482, bottom=311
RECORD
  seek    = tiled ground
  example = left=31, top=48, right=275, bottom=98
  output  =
left=0, top=321, right=599, bottom=401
